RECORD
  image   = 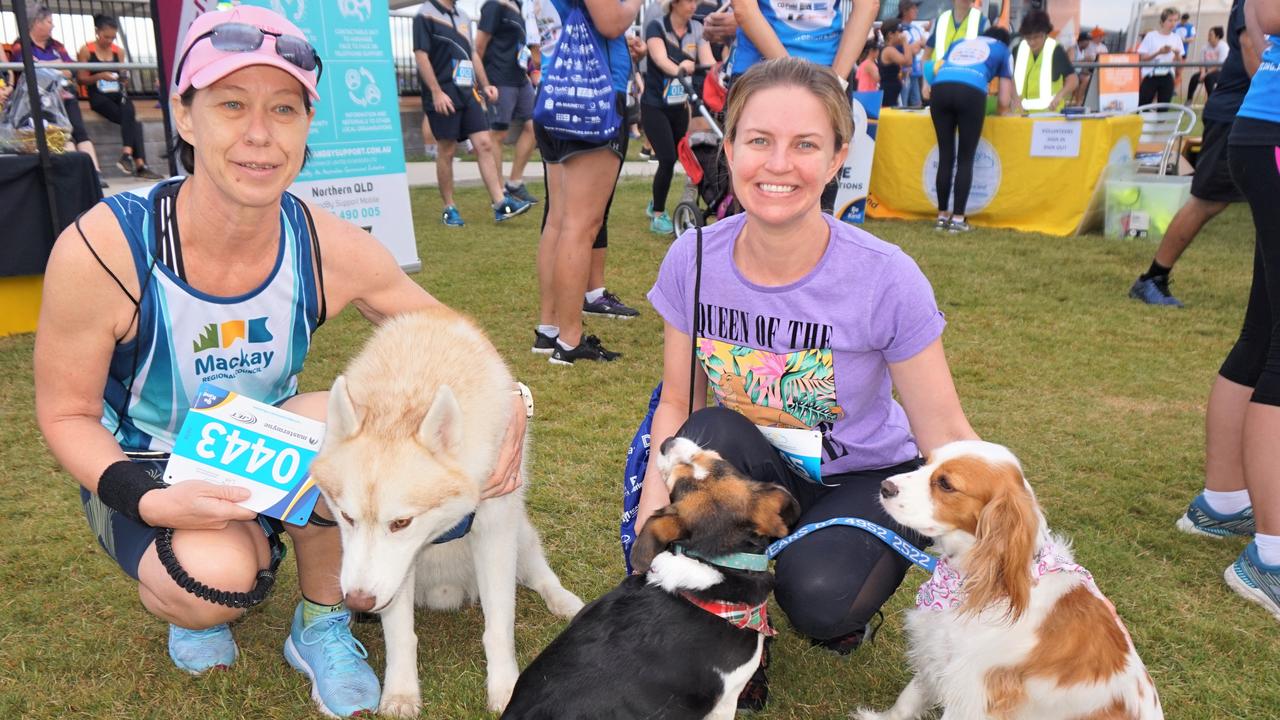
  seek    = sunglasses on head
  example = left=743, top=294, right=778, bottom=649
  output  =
left=175, top=22, right=323, bottom=90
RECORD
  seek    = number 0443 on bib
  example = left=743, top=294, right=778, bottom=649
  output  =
left=165, top=382, right=324, bottom=526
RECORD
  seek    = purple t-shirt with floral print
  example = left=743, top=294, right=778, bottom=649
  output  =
left=648, top=212, right=946, bottom=475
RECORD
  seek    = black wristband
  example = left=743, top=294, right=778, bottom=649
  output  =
left=97, top=460, right=166, bottom=525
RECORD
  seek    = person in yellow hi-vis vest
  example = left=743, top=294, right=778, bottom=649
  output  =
left=1012, top=10, right=1077, bottom=112
left=922, top=0, right=989, bottom=84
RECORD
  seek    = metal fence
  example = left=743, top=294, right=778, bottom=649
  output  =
left=2, top=0, right=164, bottom=96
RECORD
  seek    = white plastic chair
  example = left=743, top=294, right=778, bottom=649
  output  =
left=1133, top=103, right=1197, bottom=176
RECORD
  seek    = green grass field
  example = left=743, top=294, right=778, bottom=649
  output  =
left=2, top=179, right=1277, bottom=719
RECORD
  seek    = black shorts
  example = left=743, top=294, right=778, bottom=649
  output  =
left=425, top=88, right=489, bottom=142
left=80, top=453, right=283, bottom=581
left=1191, top=120, right=1244, bottom=203
left=534, top=91, right=629, bottom=164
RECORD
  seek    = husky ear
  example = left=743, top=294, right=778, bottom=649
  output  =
left=752, top=485, right=800, bottom=539
left=630, top=507, right=688, bottom=574
left=418, top=385, right=462, bottom=457
left=326, top=376, right=362, bottom=441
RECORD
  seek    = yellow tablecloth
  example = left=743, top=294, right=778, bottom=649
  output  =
left=868, top=110, right=1143, bottom=236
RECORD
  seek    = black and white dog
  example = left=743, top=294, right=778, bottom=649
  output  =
left=501, top=437, right=800, bottom=720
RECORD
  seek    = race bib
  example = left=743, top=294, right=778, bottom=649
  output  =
left=96, top=78, right=121, bottom=94
left=664, top=78, right=687, bottom=105
left=453, top=59, right=475, bottom=87
left=756, top=426, right=824, bottom=484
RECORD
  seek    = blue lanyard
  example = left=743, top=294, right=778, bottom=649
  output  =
left=766, top=517, right=937, bottom=573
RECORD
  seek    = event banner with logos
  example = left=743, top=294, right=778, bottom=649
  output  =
left=832, top=90, right=881, bottom=225
left=156, top=0, right=420, bottom=270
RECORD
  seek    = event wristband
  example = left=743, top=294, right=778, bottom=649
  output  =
left=97, top=460, right=166, bottom=525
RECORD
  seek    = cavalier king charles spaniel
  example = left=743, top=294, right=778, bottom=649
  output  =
left=856, top=440, right=1162, bottom=720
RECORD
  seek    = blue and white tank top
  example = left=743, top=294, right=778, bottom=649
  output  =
left=101, top=180, right=324, bottom=452
left=730, top=0, right=843, bottom=76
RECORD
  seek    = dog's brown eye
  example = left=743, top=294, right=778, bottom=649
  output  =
left=389, top=518, right=412, bottom=532
left=936, top=476, right=955, bottom=492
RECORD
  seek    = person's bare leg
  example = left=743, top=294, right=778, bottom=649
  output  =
left=436, top=139, right=457, bottom=207
left=1151, top=196, right=1229, bottom=269
left=489, top=129, right=508, bottom=187
left=509, top=120, right=537, bottom=186
left=76, top=140, right=102, bottom=172
left=469, top=131, right=507, bottom=203
left=553, top=149, right=621, bottom=347
left=1205, top=375, right=1252, bottom=494
left=278, top=392, right=342, bottom=604
left=538, top=162, right=567, bottom=327
left=1242, top=402, right=1280, bottom=535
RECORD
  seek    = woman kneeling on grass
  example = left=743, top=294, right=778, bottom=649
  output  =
left=635, top=57, right=979, bottom=712
left=33, top=6, right=526, bottom=717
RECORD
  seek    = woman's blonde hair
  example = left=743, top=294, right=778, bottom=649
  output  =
left=723, top=58, right=853, bottom=151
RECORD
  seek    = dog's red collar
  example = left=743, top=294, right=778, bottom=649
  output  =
left=680, top=592, right=777, bottom=636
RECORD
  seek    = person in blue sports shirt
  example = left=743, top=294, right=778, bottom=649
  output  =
left=32, top=7, right=529, bottom=717
left=1179, top=0, right=1280, bottom=626
left=928, top=26, right=1018, bottom=234
left=729, top=0, right=878, bottom=86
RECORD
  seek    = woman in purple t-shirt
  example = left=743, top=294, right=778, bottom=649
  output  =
left=640, top=57, right=978, bottom=710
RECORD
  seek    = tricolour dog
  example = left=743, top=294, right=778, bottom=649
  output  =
left=501, top=436, right=800, bottom=720
left=857, top=440, right=1161, bottom=720
left=309, top=308, right=583, bottom=717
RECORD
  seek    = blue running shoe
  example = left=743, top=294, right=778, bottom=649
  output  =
left=1176, top=493, right=1255, bottom=538
left=650, top=212, right=674, bottom=235
left=284, top=604, right=380, bottom=717
left=1225, top=542, right=1280, bottom=622
left=494, top=193, right=532, bottom=222
left=441, top=205, right=465, bottom=227
left=169, top=623, right=237, bottom=674
left=505, top=182, right=539, bottom=204
left=1129, top=276, right=1183, bottom=307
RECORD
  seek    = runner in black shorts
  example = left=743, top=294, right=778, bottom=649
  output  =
left=414, top=0, right=533, bottom=226
left=530, top=0, right=644, bottom=365
left=1129, top=0, right=1253, bottom=308
left=476, top=0, right=541, bottom=203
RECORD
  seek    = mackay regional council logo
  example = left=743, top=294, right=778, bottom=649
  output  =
left=192, top=317, right=276, bottom=377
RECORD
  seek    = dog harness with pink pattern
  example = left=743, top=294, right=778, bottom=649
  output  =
left=915, top=541, right=1097, bottom=612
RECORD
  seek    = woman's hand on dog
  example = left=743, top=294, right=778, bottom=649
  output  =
left=139, top=480, right=259, bottom=529
left=481, top=394, right=528, bottom=499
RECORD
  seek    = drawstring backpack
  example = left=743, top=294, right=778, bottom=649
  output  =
left=621, top=226, right=703, bottom=573
left=533, top=0, right=621, bottom=142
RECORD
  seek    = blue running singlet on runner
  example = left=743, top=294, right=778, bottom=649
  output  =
left=100, top=180, right=324, bottom=452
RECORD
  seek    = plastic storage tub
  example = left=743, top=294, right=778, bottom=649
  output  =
left=1104, top=175, right=1192, bottom=242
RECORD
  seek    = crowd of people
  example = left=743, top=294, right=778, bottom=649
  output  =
left=4, top=3, right=162, bottom=186
left=15, top=0, right=1280, bottom=718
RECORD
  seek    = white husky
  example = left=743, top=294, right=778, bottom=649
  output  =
left=310, top=308, right=584, bottom=717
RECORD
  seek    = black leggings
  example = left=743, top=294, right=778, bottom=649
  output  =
left=1188, top=70, right=1219, bottom=101
left=676, top=407, right=927, bottom=641
left=929, top=82, right=986, bottom=216
left=640, top=101, right=689, bottom=215
left=1220, top=143, right=1280, bottom=406
left=61, top=96, right=90, bottom=144
left=89, top=93, right=145, bottom=160
left=1139, top=74, right=1174, bottom=105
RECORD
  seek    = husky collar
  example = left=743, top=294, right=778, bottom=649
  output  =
left=680, top=592, right=777, bottom=636
left=432, top=512, right=475, bottom=544
left=672, top=544, right=770, bottom=572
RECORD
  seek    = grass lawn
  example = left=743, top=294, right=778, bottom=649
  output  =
left=2, top=179, right=1277, bottom=719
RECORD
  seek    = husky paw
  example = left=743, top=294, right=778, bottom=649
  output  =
left=379, top=693, right=422, bottom=718
left=486, top=668, right=518, bottom=713
left=851, top=709, right=888, bottom=720
left=423, top=584, right=466, bottom=611
left=543, top=587, right=585, bottom=618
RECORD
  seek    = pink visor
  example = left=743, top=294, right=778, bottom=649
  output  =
left=175, top=5, right=320, bottom=100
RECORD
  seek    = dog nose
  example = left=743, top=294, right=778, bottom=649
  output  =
left=880, top=480, right=900, bottom=499
left=345, top=590, right=376, bottom=612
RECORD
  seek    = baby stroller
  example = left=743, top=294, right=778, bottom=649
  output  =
left=671, top=68, right=737, bottom=236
